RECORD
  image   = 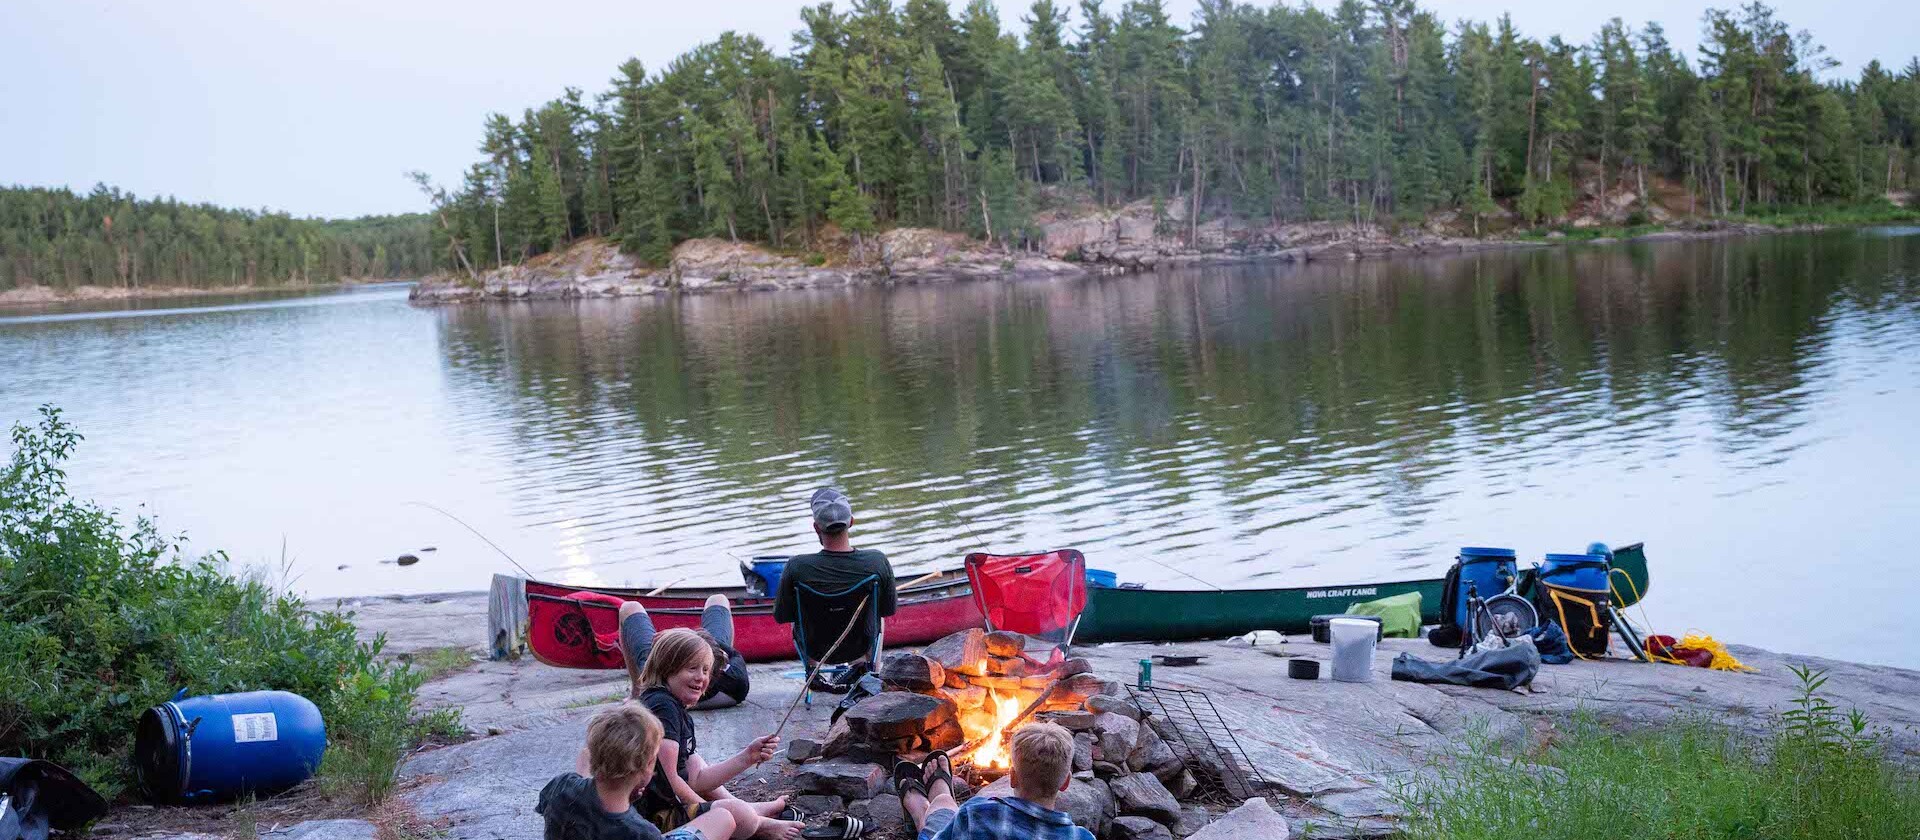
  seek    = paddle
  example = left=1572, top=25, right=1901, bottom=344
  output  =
left=645, top=578, right=687, bottom=597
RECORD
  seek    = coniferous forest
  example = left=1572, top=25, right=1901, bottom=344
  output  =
left=422, top=0, right=1920, bottom=273
left=0, top=186, right=437, bottom=292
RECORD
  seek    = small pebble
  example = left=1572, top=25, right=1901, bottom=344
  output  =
left=397, top=554, right=420, bottom=566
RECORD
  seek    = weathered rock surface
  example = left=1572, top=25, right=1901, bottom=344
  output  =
left=984, top=631, right=1027, bottom=658
left=844, top=691, right=956, bottom=740
left=1111, top=815, right=1176, bottom=840
left=795, top=760, right=887, bottom=800
left=1187, top=798, right=1289, bottom=840
left=1092, top=712, right=1141, bottom=761
left=925, top=629, right=988, bottom=677
left=264, top=819, right=378, bottom=840
left=338, top=592, right=1920, bottom=840
left=880, top=652, right=944, bottom=691
left=1109, top=772, right=1181, bottom=823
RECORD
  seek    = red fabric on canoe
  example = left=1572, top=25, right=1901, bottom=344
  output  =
left=564, top=590, right=628, bottom=652
left=965, top=550, right=1088, bottom=639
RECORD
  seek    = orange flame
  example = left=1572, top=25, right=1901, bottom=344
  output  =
left=974, top=692, right=1025, bottom=771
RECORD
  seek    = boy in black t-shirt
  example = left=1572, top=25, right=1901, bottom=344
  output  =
left=536, top=704, right=736, bottom=840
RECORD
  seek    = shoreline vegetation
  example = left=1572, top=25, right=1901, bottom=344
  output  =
left=0, top=407, right=459, bottom=809
left=0, top=184, right=437, bottom=301
left=409, top=0, right=1920, bottom=303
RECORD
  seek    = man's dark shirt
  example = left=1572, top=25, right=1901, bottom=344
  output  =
left=535, top=773, right=664, bottom=840
left=636, top=687, right=695, bottom=814
left=772, top=548, right=897, bottom=624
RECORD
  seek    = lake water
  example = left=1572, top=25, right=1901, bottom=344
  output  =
left=4, top=230, right=1919, bottom=669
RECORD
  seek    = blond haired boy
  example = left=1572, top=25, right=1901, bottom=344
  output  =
left=537, top=704, right=740, bottom=840
left=902, top=723, right=1095, bottom=840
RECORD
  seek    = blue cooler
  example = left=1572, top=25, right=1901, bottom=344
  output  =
left=134, top=689, right=328, bottom=803
left=748, top=556, right=790, bottom=597
left=1451, top=547, right=1518, bottom=628
left=1539, top=553, right=1611, bottom=592
left=1085, top=568, right=1118, bottom=588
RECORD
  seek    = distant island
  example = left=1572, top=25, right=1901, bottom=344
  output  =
left=0, top=185, right=436, bottom=303
left=408, top=0, right=1919, bottom=293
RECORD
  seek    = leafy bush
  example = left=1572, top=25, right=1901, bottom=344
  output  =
left=0, top=406, right=454, bottom=802
left=1399, top=667, right=1920, bottom=840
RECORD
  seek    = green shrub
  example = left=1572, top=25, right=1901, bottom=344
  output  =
left=1399, top=667, right=1920, bottom=840
left=0, top=406, right=455, bottom=802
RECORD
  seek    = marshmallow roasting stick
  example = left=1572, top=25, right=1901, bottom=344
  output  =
left=763, top=569, right=948, bottom=754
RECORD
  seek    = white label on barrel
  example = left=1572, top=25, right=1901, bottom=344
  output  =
left=232, top=712, right=279, bottom=743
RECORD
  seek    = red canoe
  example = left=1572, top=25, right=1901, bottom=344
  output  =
left=524, top=569, right=982, bottom=668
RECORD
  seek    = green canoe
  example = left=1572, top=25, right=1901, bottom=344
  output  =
left=1075, top=542, right=1651, bottom=643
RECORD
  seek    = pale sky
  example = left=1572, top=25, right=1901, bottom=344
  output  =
left=3, top=0, right=1913, bottom=219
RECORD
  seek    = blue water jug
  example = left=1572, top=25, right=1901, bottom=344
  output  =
left=749, top=556, right=790, bottom=598
left=1539, top=553, right=1611, bottom=592
left=133, top=689, right=328, bottom=803
left=1453, top=547, right=1518, bottom=628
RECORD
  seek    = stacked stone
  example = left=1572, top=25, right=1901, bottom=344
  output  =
left=783, top=629, right=1218, bottom=839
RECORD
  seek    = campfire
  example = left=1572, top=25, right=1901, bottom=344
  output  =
left=789, top=629, right=1219, bottom=839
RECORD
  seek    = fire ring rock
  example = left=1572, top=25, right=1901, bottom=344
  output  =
left=984, top=631, right=1027, bottom=658
left=924, top=629, right=988, bottom=676
left=1110, top=772, right=1181, bottom=824
left=880, top=652, right=945, bottom=691
left=844, top=692, right=957, bottom=741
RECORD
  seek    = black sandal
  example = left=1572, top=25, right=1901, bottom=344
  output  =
left=801, top=814, right=867, bottom=839
left=891, top=760, right=926, bottom=799
left=923, top=749, right=953, bottom=794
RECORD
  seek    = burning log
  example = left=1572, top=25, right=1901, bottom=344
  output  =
left=950, top=673, right=1069, bottom=768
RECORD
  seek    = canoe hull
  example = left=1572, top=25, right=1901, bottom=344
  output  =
left=1076, top=577, right=1445, bottom=643
left=523, top=572, right=983, bottom=668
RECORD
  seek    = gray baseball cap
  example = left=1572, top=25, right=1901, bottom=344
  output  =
left=810, top=487, right=853, bottom=533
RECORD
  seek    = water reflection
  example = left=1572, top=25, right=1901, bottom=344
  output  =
left=3, top=231, right=1917, bottom=667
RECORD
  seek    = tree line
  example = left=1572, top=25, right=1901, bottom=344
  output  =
left=0, top=185, right=438, bottom=292
left=422, top=0, right=1920, bottom=273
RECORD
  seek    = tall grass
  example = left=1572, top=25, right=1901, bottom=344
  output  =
left=1400, top=667, right=1920, bottom=840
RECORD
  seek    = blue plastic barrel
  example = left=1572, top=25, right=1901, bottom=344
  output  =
left=1454, top=547, right=1519, bottom=627
left=1539, top=553, right=1610, bottom=591
left=750, top=556, right=790, bottom=597
left=1085, top=568, right=1118, bottom=588
left=133, top=689, right=328, bottom=803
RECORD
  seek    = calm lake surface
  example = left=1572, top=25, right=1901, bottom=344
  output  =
left=5, top=230, right=1919, bottom=668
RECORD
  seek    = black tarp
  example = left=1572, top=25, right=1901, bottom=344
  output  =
left=1390, top=643, right=1542, bottom=690
left=0, top=759, right=107, bottom=840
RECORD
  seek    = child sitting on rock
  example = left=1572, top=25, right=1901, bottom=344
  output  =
left=537, top=704, right=738, bottom=840
left=900, top=723, right=1095, bottom=840
left=634, top=628, right=802, bottom=840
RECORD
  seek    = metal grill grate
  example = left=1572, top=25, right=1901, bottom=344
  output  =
left=1129, top=684, right=1264, bottom=805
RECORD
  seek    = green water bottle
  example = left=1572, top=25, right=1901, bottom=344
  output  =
left=1137, top=658, right=1153, bottom=689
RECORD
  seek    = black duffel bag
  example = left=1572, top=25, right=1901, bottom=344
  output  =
left=0, top=759, right=106, bottom=840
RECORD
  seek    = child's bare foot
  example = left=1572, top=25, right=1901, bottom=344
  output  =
left=752, top=818, right=801, bottom=840
left=749, top=795, right=787, bottom=818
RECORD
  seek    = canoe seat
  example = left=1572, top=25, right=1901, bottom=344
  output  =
left=965, top=549, right=1089, bottom=646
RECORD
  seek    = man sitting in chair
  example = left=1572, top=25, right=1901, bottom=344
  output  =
left=773, top=487, right=897, bottom=691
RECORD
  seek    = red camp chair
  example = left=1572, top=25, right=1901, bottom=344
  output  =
left=964, top=549, right=1089, bottom=647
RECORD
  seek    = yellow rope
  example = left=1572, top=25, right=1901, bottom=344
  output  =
left=1608, top=568, right=1753, bottom=672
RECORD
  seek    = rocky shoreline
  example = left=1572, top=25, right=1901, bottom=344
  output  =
left=205, top=589, right=1918, bottom=840
left=407, top=209, right=1823, bottom=304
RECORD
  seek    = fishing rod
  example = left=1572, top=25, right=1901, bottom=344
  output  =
left=406, top=500, right=537, bottom=579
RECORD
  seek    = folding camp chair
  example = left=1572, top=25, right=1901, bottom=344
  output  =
left=964, top=549, right=1089, bottom=648
left=791, top=575, right=885, bottom=706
